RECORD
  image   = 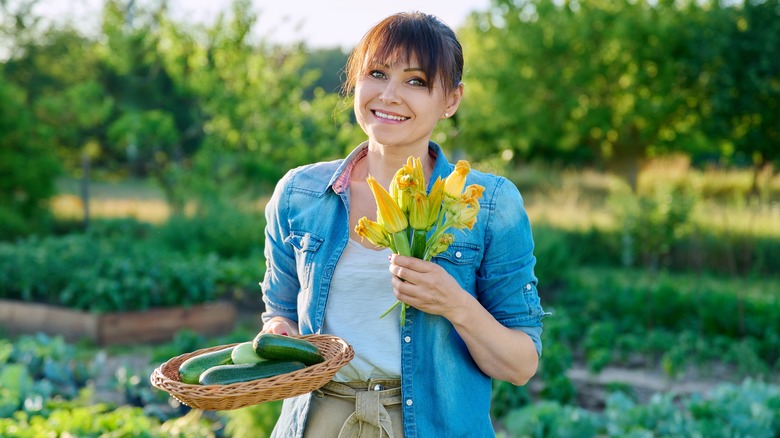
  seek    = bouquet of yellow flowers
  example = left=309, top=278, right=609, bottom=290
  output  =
left=355, top=157, right=485, bottom=325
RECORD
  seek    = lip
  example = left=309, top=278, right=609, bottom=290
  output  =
left=372, top=109, right=410, bottom=122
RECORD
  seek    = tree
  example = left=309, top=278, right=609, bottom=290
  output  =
left=0, top=73, right=60, bottom=238
left=691, top=0, right=780, bottom=193
left=458, top=0, right=709, bottom=188
left=159, top=0, right=361, bottom=204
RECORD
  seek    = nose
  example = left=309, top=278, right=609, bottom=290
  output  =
left=378, top=81, right=401, bottom=104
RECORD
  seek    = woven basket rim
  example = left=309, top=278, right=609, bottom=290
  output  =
left=150, top=334, right=354, bottom=410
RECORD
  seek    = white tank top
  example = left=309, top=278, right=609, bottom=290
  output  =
left=322, top=238, right=401, bottom=381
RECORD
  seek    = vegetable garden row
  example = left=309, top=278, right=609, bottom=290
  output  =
left=1, top=206, right=778, bottom=436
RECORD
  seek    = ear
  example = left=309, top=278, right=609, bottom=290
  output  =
left=441, top=82, right=464, bottom=119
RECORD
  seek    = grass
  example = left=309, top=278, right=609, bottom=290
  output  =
left=53, top=178, right=171, bottom=223
left=49, top=159, right=780, bottom=238
left=503, top=158, right=780, bottom=238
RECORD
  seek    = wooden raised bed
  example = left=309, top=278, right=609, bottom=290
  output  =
left=0, top=299, right=236, bottom=345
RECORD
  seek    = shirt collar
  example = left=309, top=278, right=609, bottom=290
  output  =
left=329, top=141, right=450, bottom=195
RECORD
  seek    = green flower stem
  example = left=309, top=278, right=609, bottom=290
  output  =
left=379, top=300, right=402, bottom=319
left=411, top=229, right=428, bottom=260
left=392, top=230, right=411, bottom=257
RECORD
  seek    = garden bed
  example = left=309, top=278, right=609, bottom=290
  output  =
left=0, top=299, right=236, bottom=345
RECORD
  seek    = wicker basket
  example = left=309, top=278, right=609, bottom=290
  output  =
left=150, top=334, right=354, bottom=410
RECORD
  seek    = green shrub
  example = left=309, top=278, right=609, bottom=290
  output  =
left=156, top=207, right=266, bottom=258
left=609, top=184, right=697, bottom=270
left=0, top=235, right=221, bottom=312
left=0, top=76, right=60, bottom=242
left=551, top=268, right=780, bottom=377
left=532, top=224, right=580, bottom=288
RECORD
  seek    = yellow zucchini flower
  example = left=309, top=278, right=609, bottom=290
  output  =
left=451, top=200, right=480, bottom=230
left=408, top=191, right=429, bottom=231
left=444, top=160, right=471, bottom=197
left=354, top=217, right=391, bottom=248
left=366, top=176, right=408, bottom=234
left=461, top=184, right=486, bottom=203
left=426, top=233, right=454, bottom=259
left=449, top=184, right=485, bottom=230
left=426, top=177, right=445, bottom=229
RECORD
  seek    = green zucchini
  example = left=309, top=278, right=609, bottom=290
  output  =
left=198, top=361, right=307, bottom=385
left=231, top=341, right=267, bottom=365
left=178, top=346, right=234, bottom=384
left=253, top=333, right=325, bottom=366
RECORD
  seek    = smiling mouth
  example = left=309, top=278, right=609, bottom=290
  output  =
left=373, top=110, right=410, bottom=121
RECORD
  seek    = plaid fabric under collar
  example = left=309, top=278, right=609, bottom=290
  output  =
left=331, top=145, right=439, bottom=194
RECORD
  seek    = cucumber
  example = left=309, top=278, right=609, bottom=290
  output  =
left=253, top=333, right=325, bottom=366
left=231, top=341, right=267, bottom=365
left=178, top=346, right=234, bottom=384
left=198, top=361, right=307, bottom=385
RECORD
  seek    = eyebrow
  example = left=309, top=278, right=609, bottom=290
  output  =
left=378, top=63, right=424, bottom=73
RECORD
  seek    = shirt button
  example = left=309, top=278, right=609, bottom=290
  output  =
left=406, top=399, right=413, bottom=406
left=404, top=336, right=411, bottom=343
left=455, top=251, right=462, bottom=258
left=526, top=283, right=532, bottom=291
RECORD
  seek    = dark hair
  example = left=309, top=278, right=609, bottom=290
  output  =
left=342, top=12, right=464, bottom=97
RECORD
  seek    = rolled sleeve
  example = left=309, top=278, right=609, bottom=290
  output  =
left=261, top=172, right=301, bottom=324
left=477, top=178, right=547, bottom=356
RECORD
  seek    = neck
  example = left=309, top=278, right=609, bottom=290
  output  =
left=358, top=141, right=433, bottom=188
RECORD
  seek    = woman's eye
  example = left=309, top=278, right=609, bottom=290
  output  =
left=369, top=70, right=386, bottom=79
left=408, top=77, right=427, bottom=87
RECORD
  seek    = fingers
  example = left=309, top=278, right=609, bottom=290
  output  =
left=261, top=317, right=300, bottom=336
left=388, top=254, right=428, bottom=284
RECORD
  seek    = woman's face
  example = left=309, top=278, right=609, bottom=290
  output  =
left=354, top=54, right=461, bottom=151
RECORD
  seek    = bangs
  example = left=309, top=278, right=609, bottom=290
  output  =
left=362, top=20, right=443, bottom=92
left=343, top=12, right=462, bottom=97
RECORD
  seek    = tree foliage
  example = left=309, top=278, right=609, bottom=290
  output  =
left=0, top=0, right=778, bottom=234
left=457, top=0, right=779, bottom=184
left=0, top=74, right=60, bottom=238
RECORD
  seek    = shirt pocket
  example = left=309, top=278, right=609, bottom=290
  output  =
left=433, top=242, right=481, bottom=291
left=284, top=230, right=325, bottom=290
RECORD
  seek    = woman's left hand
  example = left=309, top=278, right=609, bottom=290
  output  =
left=388, top=254, right=467, bottom=320
left=389, top=253, right=539, bottom=385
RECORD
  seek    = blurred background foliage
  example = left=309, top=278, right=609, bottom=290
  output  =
left=1, top=0, right=778, bottom=234
left=1, top=0, right=779, bottom=436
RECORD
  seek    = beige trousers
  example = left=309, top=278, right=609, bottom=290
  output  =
left=303, top=378, right=403, bottom=438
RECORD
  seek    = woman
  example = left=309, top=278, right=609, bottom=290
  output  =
left=261, top=11, right=546, bottom=437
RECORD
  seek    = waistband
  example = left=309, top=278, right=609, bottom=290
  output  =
left=320, top=378, right=402, bottom=396
left=315, top=378, right=402, bottom=438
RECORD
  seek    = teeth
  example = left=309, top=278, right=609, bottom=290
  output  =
left=375, top=110, right=409, bottom=121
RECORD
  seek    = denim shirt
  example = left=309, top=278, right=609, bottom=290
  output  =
left=261, top=141, right=547, bottom=438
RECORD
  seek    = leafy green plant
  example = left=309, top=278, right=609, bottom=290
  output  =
left=0, top=235, right=223, bottom=312
left=497, top=379, right=780, bottom=438
left=492, top=380, right=531, bottom=420
left=0, top=334, right=101, bottom=418
left=604, top=379, right=780, bottom=438
left=0, top=401, right=214, bottom=438
left=219, top=401, right=283, bottom=438
left=156, top=206, right=266, bottom=259
left=610, top=184, right=697, bottom=270
left=499, top=400, right=601, bottom=438
left=554, top=268, right=780, bottom=377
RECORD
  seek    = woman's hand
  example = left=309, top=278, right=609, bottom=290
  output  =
left=389, top=254, right=539, bottom=386
left=261, top=316, right=300, bottom=336
left=388, top=254, right=469, bottom=321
